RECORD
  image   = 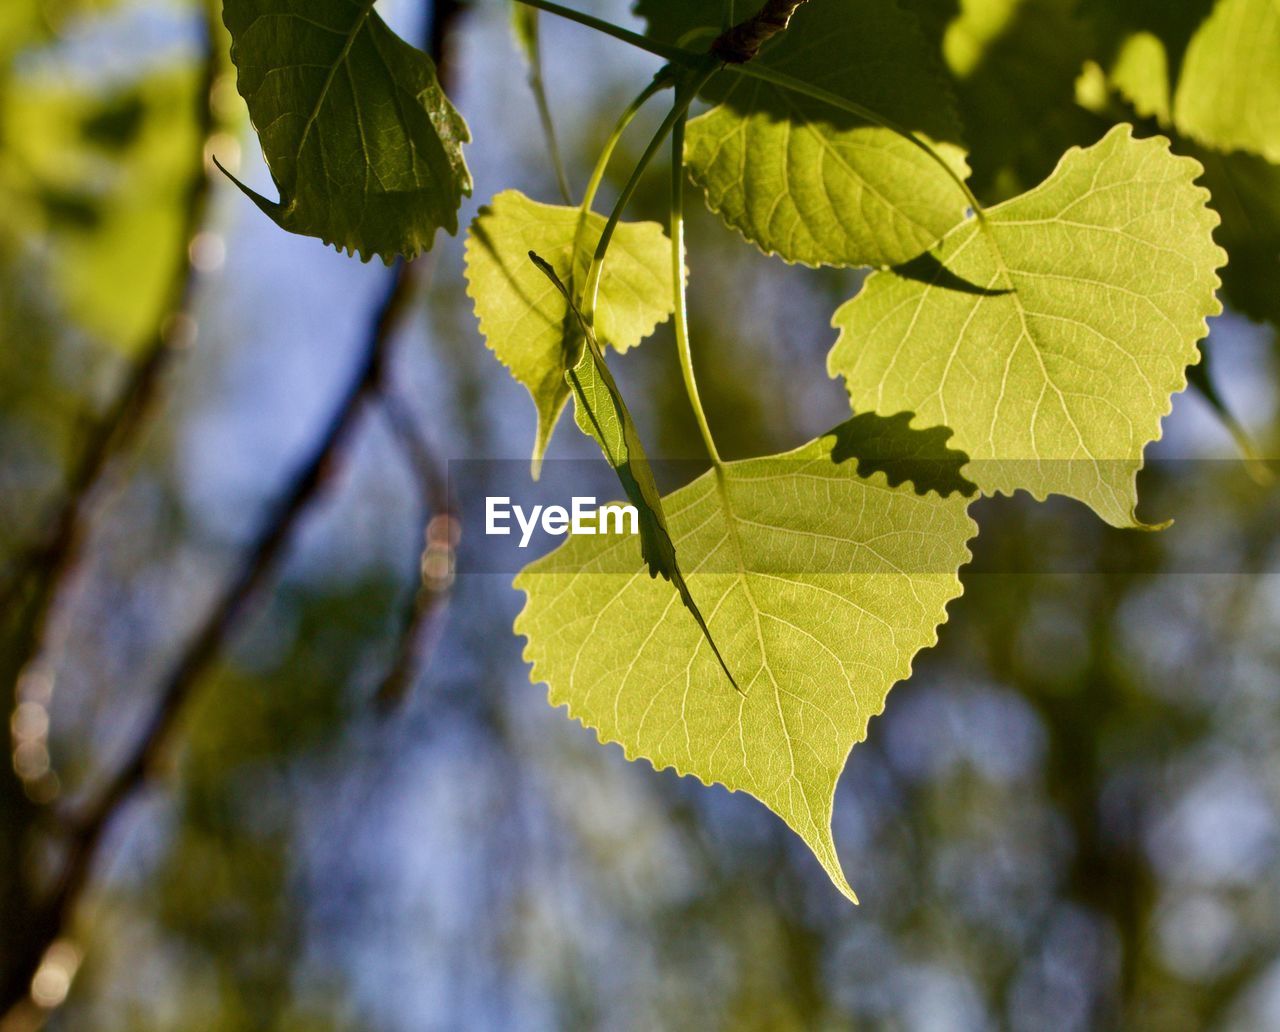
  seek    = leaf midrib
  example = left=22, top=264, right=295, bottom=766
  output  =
left=295, top=0, right=377, bottom=163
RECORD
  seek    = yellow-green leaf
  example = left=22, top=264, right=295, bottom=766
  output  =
left=516, top=423, right=977, bottom=900
left=829, top=125, right=1225, bottom=528
left=0, top=67, right=201, bottom=354
left=638, top=0, right=970, bottom=269
left=465, top=190, right=675, bottom=473
left=1174, top=0, right=1280, bottom=163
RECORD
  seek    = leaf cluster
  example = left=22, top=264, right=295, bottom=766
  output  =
left=221, top=0, right=1276, bottom=899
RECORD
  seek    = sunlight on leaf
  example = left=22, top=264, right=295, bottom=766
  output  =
left=516, top=422, right=977, bottom=900
left=1174, top=0, right=1280, bottom=163
left=465, top=190, right=675, bottom=473
left=830, top=125, right=1225, bottom=528
left=638, top=0, right=970, bottom=269
left=532, top=251, right=736, bottom=689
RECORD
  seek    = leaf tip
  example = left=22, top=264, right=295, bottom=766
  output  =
left=213, top=153, right=284, bottom=223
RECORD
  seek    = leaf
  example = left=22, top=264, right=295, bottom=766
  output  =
left=1195, top=147, right=1280, bottom=328
left=1107, top=29, right=1174, bottom=124
left=0, top=67, right=202, bottom=354
left=829, top=125, right=1225, bottom=528
left=1087, top=0, right=1280, bottom=164
left=1078, top=0, right=1207, bottom=127
left=1174, top=0, right=1280, bottom=163
left=637, top=0, right=970, bottom=269
left=1065, top=6, right=1280, bottom=328
left=515, top=421, right=977, bottom=900
left=464, top=190, right=676, bottom=472
left=530, top=252, right=736, bottom=689
left=221, top=0, right=471, bottom=262
left=904, top=0, right=1104, bottom=200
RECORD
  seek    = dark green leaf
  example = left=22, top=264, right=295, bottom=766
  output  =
left=222, top=0, right=472, bottom=262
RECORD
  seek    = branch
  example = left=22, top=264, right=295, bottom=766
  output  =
left=0, top=0, right=466, bottom=1021
left=0, top=47, right=220, bottom=692
left=711, top=0, right=811, bottom=63
left=0, top=1, right=223, bottom=1017
left=53, top=259, right=418, bottom=924
left=373, top=389, right=455, bottom=711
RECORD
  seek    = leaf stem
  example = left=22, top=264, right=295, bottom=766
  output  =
left=519, top=10, right=573, bottom=204
left=726, top=60, right=986, bottom=221
left=579, top=73, right=669, bottom=219
left=671, top=108, right=721, bottom=467
left=582, top=61, right=720, bottom=323
left=514, top=0, right=698, bottom=65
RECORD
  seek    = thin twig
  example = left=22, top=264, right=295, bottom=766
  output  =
left=374, top=389, right=455, bottom=711
left=0, top=261, right=420, bottom=1024
left=1, top=48, right=220, bottom=690
left=55, top=258, right=418, bottom=913
left=516, top=9, right=573, bottom=204
left=513, top=0, right=696, bottom=64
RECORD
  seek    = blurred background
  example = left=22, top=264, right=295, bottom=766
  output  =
left=0, top=0, right=1278, bottom=1029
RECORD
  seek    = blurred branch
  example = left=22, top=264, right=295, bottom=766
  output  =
left=0, top=32, right=223, bottom=696
left=0, top=1, right=226, bottom=1020
left=0, top=0, right=467, bottom=1022
left=48, top=258, right=419, bottom=952
left=374, top=388, right=455, bottom=711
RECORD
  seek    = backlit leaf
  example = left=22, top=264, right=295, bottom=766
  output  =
left=829, top=125, right=1225, bottom=528
left=464, top=190, right=675, bottom=472
left=531, top=252, right=735, bottom=688
left=1174, top=0, right=1280, bottom=163
left=516, top=421, right=977, bottom=900
left=638, top=0, right=970, bottom=269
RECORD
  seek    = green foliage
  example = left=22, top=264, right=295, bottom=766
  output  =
left=464, top=190, right=675, bottom=472
left=531, top=251, right=731, bottom=681
left=639, top=0, right=970, bottom=268
left=1174, top=0, right=1280, bottom=163
left=516, top=422, right=977, bottom=899
left=830, top=126, right=1224, bottom=528
left=1092, top=0, right=1280, bottom=166
left=222, top=0, right=471, bottom=262
left=0, top=66, right=202, bottom=353
left=904, top=0, right=1102, bottom=200
left=216, top=0, right=1275, bottom=899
